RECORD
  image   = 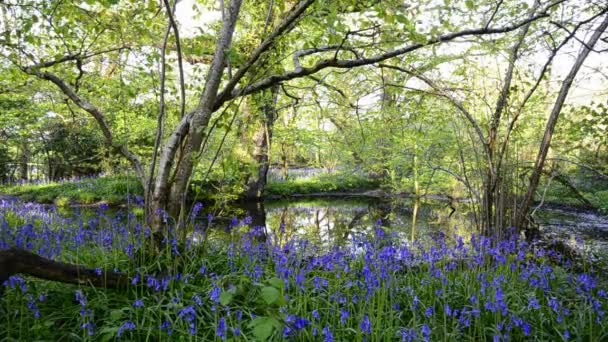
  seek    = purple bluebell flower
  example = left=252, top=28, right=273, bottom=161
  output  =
left=216, top=317, right=227, bottom=340
left=340, top=308, right=349, bottom=324
left=81, top=322, right=94, bottom=336
left=400, top=328, right=417, bottom=342
left=421, top=324, right=431, bottom=341
left=210, top=286, right=221, bottom=303
left=133, top=299, right=144, bottom=308
left=117, top=321, right=136, bottom=338
left=160, top=320, right=172, bottom=335
left=528, top=297, right=540, bottom=310
left=323, top=326, right=333, bottom=342
left=360, top=315, right=371, bottom=334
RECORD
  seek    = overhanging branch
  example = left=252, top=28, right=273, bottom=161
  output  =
left=221, top=8, right=555, bottom=106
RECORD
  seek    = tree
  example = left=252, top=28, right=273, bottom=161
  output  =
left=516, top=14, right=608, bottom=230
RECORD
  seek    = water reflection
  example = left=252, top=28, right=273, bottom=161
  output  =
left=39, top=196, right=608, bottom=251
left=247, top=198, right=476, bottom=246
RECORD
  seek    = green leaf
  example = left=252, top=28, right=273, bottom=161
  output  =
left=248, top=317, right=279, bottom=341
left=109, top=309, right=124, bottom=321
left=465, top=0, right=474, bottom=10
left=268, top=277, right=285, bottom=290
left=220, top=291, right=233, bottom=306
left=98, top=327, right=119, bottom=342
left=260, top=286, right=280, bottom=305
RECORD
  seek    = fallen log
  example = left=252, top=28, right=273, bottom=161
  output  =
left=0, top=248, right=129, bottom=296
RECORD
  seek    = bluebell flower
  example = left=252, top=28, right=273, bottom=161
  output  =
left=421, top=324, right=431, bottom=341
left=340, top=308, right=349, bottom=324
left=189, top=322, right=197, bottom=335
left=178, top=305, right=196, bottom=322
left=283, top=326, right=293, bottom=337
left=400, top=328, right=417, bottom=342
left=522, top=322, right=531, bottom=336
left=75, top=289, right=87, bottom=306
left=191, top=202, right=203, bottom=219
left=528, top=297, right=540, bottom=310
left=117, top=321, right=136, bottom=338
left=132, top=299, right=144, bottom=308
left=210, top=286, right=221, bottom=303
left=360, top=315, right=371, bottom=334
left=323, top=326, right=333, bottom=342
left=216, top=317, right=227, bottom=340
left=81, top=322, right=94, bottom=336
left=160, top=320, right=172, bottom=335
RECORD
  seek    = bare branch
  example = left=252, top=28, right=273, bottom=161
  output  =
left=222, top=9, right=555, bottom=106
left=292, top=45, right=361, bottom=70
left=498, top=8, right=608, bottom=162
left=25, top=46, right=130, bottom=69
left=162, top=0, right=186, bottom=119
left=485, top=0, right=504, bottom=30
left=147, top=1, right=175, bottom=210
left=214, top=0, right=316, bottom=107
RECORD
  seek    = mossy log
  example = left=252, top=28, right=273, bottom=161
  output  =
left=0, top=248, right=129, bottom=296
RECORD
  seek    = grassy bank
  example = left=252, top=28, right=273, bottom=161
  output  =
left=0, top=175, right=143, bottom=206
left=0, top=201, right=607, bottom=340
left=265, top=173, right=382, bottom=197
left=0, top=173, right=382, bottom=206
left=539, top=181, right=608, bottom=214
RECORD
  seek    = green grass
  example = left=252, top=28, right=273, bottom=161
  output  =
left=0, top=172, right=382, bottom=206
left=540, top=182, right=608, bottom=214
left=0, top=175, right=143, bottom=206
left=265, top=173, right=382, bottom=197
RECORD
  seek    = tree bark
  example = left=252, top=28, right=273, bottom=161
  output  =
left=19, top=142, right=29, bottom=181
left=243, top=85, right=280, bottom=199
left=516, top=14, right=608, bottom=231
left=0, top=248, right=129, bottom=297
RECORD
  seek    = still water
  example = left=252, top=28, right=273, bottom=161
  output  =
left=55, top=197, right=608, bottom=250
left=229, top=197, right=608, bottom=250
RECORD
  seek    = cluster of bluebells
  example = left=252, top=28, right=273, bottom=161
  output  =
left=1, top=198, right=607, bottom=340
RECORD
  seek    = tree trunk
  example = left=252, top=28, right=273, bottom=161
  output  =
left=244, top=85, right=280, bottom=199
left=516, top=14, right=608, bottom=231
left=150, top=0, right=244, bottom=230
left=19, top=142, right=29, bottom=181
left=0, top=248, right=129, bottom=297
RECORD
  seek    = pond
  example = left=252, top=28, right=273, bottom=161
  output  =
left=226, top=197, right=608, bottom=252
